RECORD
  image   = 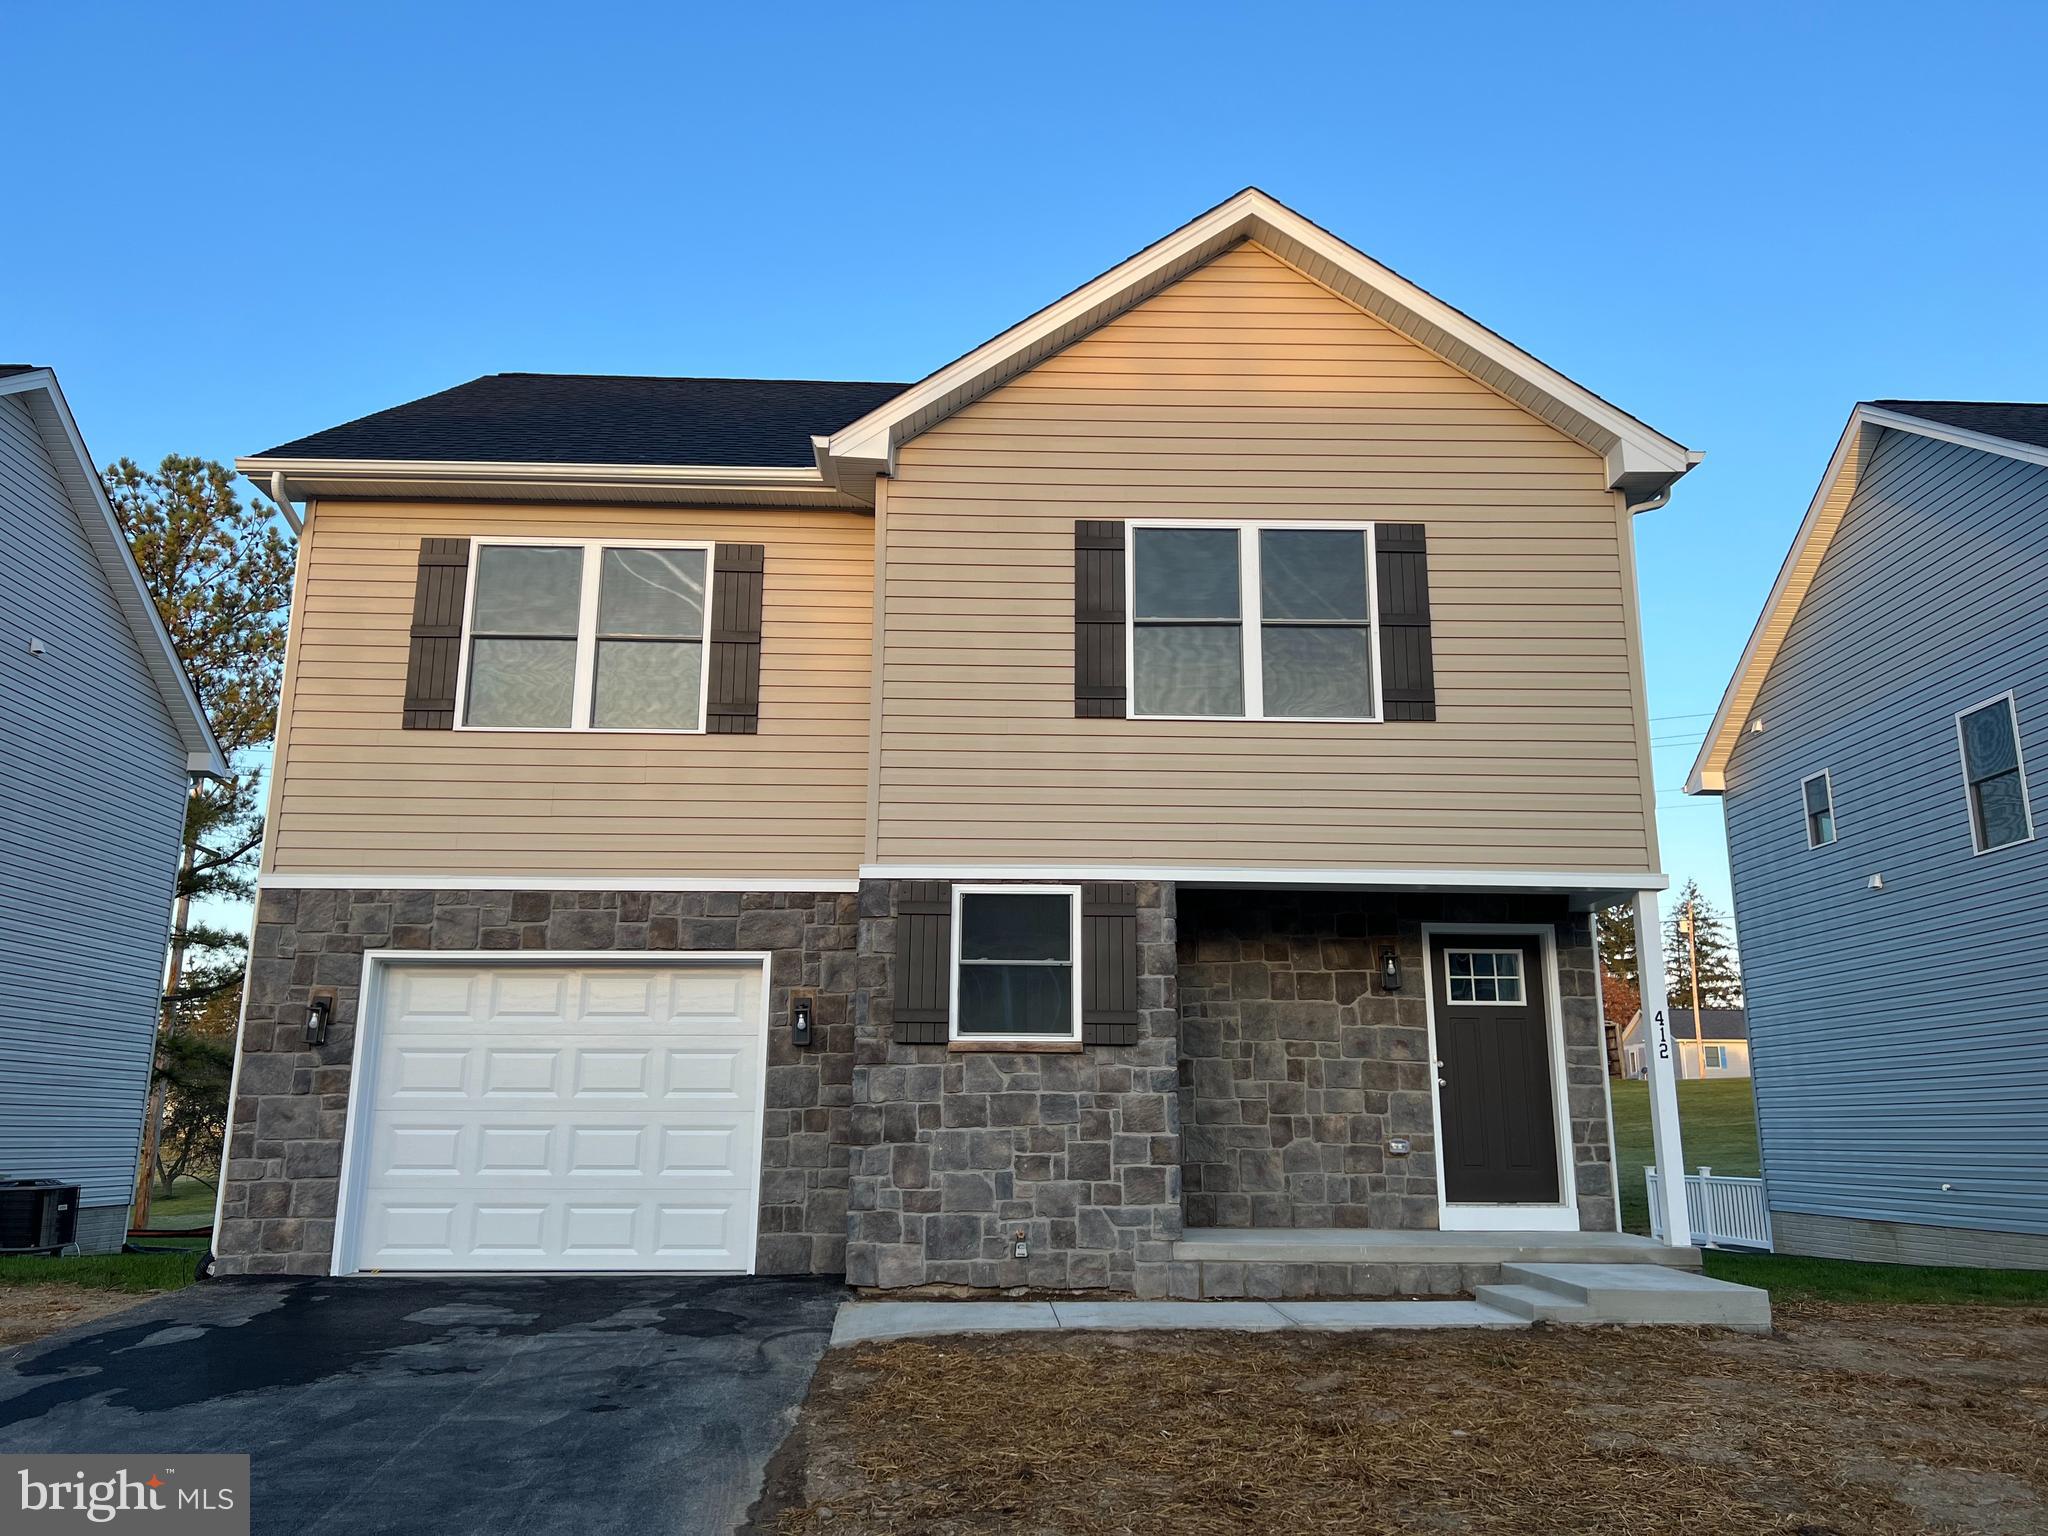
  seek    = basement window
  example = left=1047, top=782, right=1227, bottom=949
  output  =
left=459, top=539, right=711, bottom=732
left=949, top=886, right=1082, bottom=1043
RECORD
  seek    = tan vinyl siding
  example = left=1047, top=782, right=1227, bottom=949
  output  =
left=267, top=501, right=871, bottom=878
left=876, top=241, right=1653, bottom=870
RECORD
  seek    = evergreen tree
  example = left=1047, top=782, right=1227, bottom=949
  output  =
left=1663, top=879, right=1743, bottom=1011
left=105, top=456, right=295, bottom=1219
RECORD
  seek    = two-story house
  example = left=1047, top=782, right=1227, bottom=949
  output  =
left=1690, top=400, right=2048, bottom=1270
left=216, top=190, right=1709, bottom=1300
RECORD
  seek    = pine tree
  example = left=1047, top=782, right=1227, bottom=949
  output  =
left=1663, top=879, right=1743, bottom=1011
left=105, top=456, right=295, bottom=1219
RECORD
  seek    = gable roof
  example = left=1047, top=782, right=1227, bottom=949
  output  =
left=1623, top=1007, right=1747, bottom=1043
left=259, top=374, right=908, bottom=468
left=0, top=367, right=228, bottom=777
left=1688, top=400, right=2048, bottom=793
left=817, top=187, right=1700, bottom=501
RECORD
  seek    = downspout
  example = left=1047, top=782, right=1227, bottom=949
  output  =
left=255, top=471, right=303, bottom=534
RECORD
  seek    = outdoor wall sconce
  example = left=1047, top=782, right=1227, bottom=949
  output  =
left=791, top=995, right=814, bottom=1049
left=304, top=992, right=333, bottom=1047
left=1379, top=946, right=1402, bottom=993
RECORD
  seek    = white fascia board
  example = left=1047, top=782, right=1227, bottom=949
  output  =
left=1, top=368, right=229, bottom=778
left=1685, top=403, right=2048, bottom=796
left=822, top=188, right=1695, bottom=494
left=859, top=862, right=1667, bottom=894
left=236, top=455, right=865, bottom=509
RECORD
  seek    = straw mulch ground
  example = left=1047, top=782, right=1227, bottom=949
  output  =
left=753, top=1303, right=2048, bottom=1535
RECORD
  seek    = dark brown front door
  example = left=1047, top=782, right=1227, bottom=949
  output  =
left=1433, top=934, right=1560, bottom=1205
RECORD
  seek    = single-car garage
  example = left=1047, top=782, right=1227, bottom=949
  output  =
left=335, top=955, right=768, bottom=1274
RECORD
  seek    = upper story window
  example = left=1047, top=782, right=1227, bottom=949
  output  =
left=1129, top=522, right=1378, bottom=722
left=460, top=540, right=710, bottom=732
left=1801, top=770, right=1836, bottom=848
left=1957, top=692, right=2035, bottom=854
left=949, top=885, right=1082, bottom=1044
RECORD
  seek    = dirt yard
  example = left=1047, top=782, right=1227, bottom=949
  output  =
left=0, top=1287, right=155, bottom=1351
left=754, top=1303, right=2048, bottom=1535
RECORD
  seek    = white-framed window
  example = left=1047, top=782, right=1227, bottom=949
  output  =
left=1956, top=692, right=2035, bottom=854
left=1126, top=521, right=1380, bottom=722
left=456, top=538, right=713, bottom=732
left=948, top=885, right=1083, bottom=1044
left=1801, top=769, right=1836, bottom=848
left=1701, top=1044, right=1728, bottom=1070
left=1444, top=948, right=1525, bottom=1006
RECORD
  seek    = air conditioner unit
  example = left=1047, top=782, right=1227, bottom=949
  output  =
left=0, top=1178, right=82, bottom=1255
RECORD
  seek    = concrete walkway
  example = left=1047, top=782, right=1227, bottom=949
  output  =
left=832, top=1298, right=1523, bottom=1345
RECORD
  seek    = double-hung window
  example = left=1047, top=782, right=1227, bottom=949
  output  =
left=948, top=885, right=1082, bottom=1044
left=1701, top=1045, right=1728, bottom=1070
left=1801, top=770, right=1836, bottom=848
left=1129, top=522, right=1379, bottom=721
left=1957, top=693, right=2035, bottom=853
left=459, top=540, right=711, bottom=731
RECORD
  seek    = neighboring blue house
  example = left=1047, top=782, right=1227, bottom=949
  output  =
left=1690, top=400, right=2048, bottom=1269
left=0, top=366, right=226, bottom=1253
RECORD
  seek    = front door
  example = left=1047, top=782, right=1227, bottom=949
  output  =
left=1432, top=935, right=1560, bottom=1205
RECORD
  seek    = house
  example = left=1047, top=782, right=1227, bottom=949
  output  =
left=1620, top=1008, right=1750, bottom=1080
left=0, top=366, right=227, bottom=1253
left=1690, top=400, right=2048, bottom=1270
left=213, top=189, right=1714, bottom=1297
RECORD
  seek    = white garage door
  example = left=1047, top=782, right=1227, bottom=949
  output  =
left=342, top=960, right=766, bottom=1274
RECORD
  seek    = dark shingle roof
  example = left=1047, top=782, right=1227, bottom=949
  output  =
left=0, top=364, right=41, bottom=378
left=257, top=373, right=910, bottom=468
left=1871, top=400, right=2048, bottom=453
left=1670, top=1008, right=1747, bottom=1042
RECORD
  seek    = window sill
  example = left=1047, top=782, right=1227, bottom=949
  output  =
left=948, top=1039, right=1086, bottom=1054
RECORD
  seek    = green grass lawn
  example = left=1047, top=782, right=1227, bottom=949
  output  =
left=1608, top=1078, right=1760, bottom=1237
left=0, top=1249, right=202, bottom=1292
left=137, top=1175, right=217, bottom=1230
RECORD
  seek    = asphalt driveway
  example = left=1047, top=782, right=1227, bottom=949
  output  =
left=0, top=1274, right=844, bottom=1535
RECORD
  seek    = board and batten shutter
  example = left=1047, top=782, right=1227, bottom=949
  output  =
left=707, top=543, right=765, bottom=734
left=1375, top=523, right=1436, bottom=722
left=892, top=882, right=953, bottom=1044
left=402, top=537, right=470, bottom=730
left=1081, top=882, right=1141, bottom=1046
left=1074, top=520, right=1127, bottom=718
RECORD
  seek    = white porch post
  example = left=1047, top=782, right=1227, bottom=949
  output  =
left=1634, top=888, right=1692, bottom=1247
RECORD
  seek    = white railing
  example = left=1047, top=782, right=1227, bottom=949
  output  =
left=1645, top=1167, right=1773, bottom=1250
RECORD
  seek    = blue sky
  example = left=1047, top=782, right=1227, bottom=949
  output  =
left=7, top=2, right=2046, bottom=927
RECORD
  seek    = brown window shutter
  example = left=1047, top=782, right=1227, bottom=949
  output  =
left=707, top=543, right=765, bottom=734
left=892, top=882, right=952, bottom=1044
left=1081, top=882, right=1140, bottom=1046
left=1075, top=520, right=1127, bottom=718
left=402, top=537, right=470, bottom=730
left=1376, top=523, right=1436, bottom=722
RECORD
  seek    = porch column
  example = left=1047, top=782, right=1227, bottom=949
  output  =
left=1633, top=888, right=1693, bottom=1247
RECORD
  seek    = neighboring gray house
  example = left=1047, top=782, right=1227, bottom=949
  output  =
left=1690, top=400, right=2048, bottom=1269
left=1620, top=1007, right=1749, bottom=1081
left=0, top=366, right=226, bottom=1253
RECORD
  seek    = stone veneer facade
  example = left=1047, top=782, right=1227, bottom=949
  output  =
left=1178, top=889, right=1616, bottom=1237
left=844, top=879, right=1188, bottom=1298
left=217, top=879, right=1613, bottom=1287
left=214, top=885, right=859, bottom=1277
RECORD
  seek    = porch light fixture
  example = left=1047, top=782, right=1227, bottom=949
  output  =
left=1379, top=946, right=1401, bottom=993
left=304, top=993, right=333, bottom=1047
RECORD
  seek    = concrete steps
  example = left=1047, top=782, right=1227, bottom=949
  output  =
left=1473, top=1262, right=1772, bottom=1331
left=1167, top=1228, right=1703, bottom=1300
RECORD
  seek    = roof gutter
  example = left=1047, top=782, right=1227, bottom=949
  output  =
left=236, top=455, right=867, bottom=510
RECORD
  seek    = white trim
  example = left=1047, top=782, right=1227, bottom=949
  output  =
left=256, top=872, right=860, bottom=893
left=1421, top=923, right=1580, bottom=1233
left=0, top=367, right=229, bottom=775
left=332, top=948, right=775, bottom=1278
left=1800, top=768, right=1837, bottom=849
left=819, top=188, right=1694, bottom=497
left=860, top=862, right=1667, bottom=893
left=1124, top=519, right=1383, bottom=725
left=1690, top=403, right=2048, bottom=795
left=946, top=884, right=1084, bottom=1046
left=1955, top=689, right=2037, bottom=855
left=235, top=454, right=871, bottom=512
left=453, top=536, right=715, bottom=734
